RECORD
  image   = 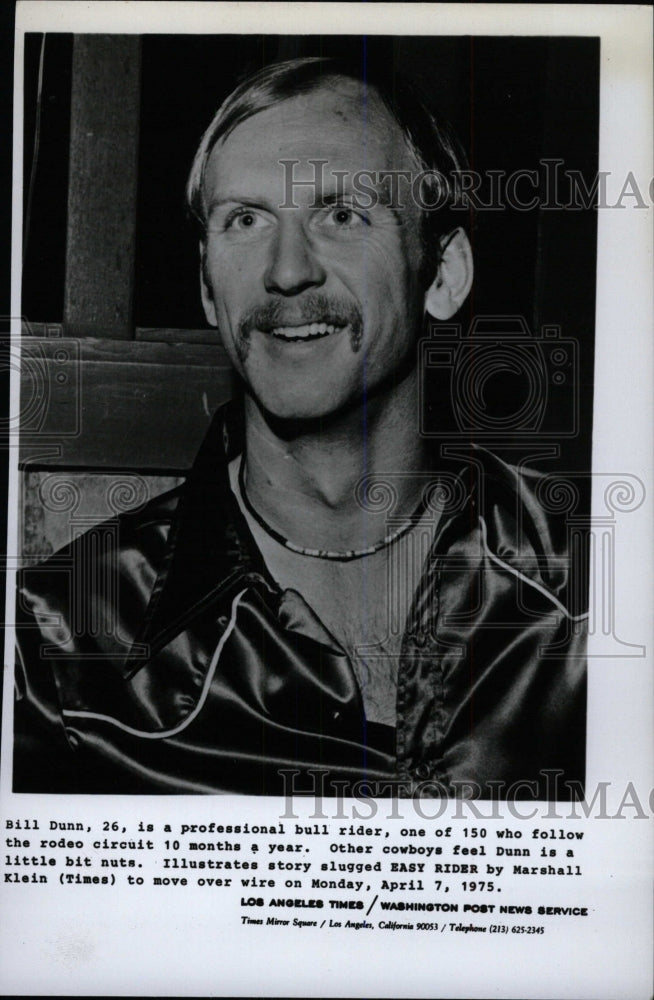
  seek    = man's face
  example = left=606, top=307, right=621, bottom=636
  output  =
left=200, top=79, right=426, bottom=421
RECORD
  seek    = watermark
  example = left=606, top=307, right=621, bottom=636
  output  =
left=1, top=317, right=81, bottom=451
left=278, top=769, right=654, bottom=822
left=352, top=462, right=646, bottom=659
left=419, top=315, right=579, bottom=440
left=279, top=158, right=653, bottom=212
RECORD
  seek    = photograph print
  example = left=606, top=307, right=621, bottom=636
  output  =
left=13, top=33, right=598, bottom=798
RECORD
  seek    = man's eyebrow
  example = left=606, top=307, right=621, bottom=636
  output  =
left=206, top=196, right=272, bottom=215
left=315, top=183, right=396, bottom=202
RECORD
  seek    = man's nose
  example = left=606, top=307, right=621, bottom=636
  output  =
left=264, top=218, right=326, bottom=296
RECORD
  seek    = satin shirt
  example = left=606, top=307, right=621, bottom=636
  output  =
left=14, top=401, right=587, bottom=798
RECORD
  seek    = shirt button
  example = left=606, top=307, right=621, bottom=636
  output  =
left=331, top=710, right=342, bottom=723
left=415, top=763, right=432, bottom=780
left=413, top=631, right=430, bottom=649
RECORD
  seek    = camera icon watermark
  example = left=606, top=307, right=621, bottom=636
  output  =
left=0, top=318, right=81, bottom=450
left=419, top=315, right=579, bottom=440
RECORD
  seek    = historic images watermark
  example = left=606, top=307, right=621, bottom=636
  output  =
left=347, top=312, right=645, bottom=663
left=278, top=769, right=654, bottom=822
left=418, top=315, right=579, bottom=439
left=278, top=158, right=653, bottom=212
left=1, top=318, right=81, bottom=449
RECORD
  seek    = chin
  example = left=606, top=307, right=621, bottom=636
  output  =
left=255, top=386, right=363, bottom=427
left=264, top=400, right=343, bottom=424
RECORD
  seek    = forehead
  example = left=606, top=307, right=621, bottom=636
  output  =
left=203, top=79, right=416, bottom=196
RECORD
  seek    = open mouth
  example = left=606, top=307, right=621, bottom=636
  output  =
left=267, top=322, right=343, bottom=342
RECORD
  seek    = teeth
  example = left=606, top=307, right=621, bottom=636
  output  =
left=269, top=322, right=340, bottom=340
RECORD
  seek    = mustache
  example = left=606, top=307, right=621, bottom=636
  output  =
left=238, top=294, right=363, bottom=339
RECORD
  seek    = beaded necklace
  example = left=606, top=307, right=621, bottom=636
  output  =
left=238, top=455, right=427, bottom=562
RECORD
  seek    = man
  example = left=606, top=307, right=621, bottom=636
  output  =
left=14, top=57, right=587, bottom=797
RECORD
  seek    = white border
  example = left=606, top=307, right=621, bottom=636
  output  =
left=4, top=4, right=653, bottom=998
left=11, top=1, right=654, bottom=38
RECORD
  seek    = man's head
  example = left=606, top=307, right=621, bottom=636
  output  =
left=187, top=57, right=473, bottom=421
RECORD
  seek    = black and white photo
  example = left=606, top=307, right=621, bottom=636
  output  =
left=1, top=5, right=652, bottom=999
left=14, top=33, right=597, bottom=799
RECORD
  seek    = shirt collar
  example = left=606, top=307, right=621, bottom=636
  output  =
left=129, top=398, right=276, bottom=668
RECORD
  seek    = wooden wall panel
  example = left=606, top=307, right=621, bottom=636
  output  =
left=19, top=336, right=235, bottom=472
left=64, top=36, right=141, bottom=340
left=20, top=471, right=183, bottom=564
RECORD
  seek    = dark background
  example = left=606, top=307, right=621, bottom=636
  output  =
left=20, top=33, right=599, bottom=474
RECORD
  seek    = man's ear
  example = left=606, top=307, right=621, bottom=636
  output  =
left=424, top=227, right=474, bottom=320
left=199, top=244, right=218, bottom=327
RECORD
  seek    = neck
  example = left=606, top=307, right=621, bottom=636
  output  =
left=241, top=367, right=431, bottom=552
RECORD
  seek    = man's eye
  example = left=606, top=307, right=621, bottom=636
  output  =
left=224, top=209, right=270, bottom=232
left=319, top=205, right=368, bottom=229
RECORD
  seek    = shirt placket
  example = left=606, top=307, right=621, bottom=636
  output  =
left=395, top=554, right=450, bottom=797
